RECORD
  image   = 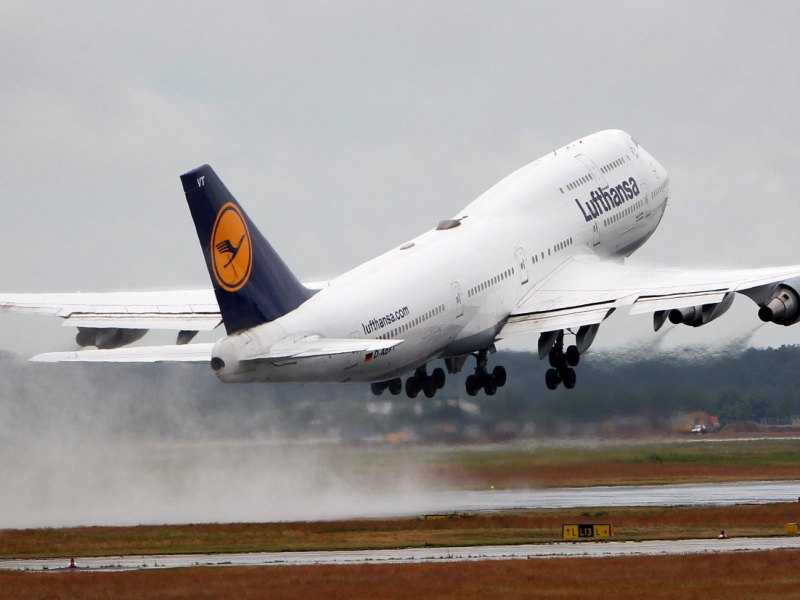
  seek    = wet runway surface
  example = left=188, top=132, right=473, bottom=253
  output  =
left=3, top=536, right=799, bottom=572
left=3, top=480, right=799, bottom=572
left=396, top=479, right=800, bottom=516
left=9, top=479, right=800, bottom=529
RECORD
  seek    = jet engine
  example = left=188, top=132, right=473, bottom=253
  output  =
left=758, top=285, right=800, bottom=325
left=655, top=292, right=735, bottom=329
left=75, top=327, right=148, bottom=349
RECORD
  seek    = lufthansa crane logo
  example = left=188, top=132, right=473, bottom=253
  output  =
left=211, top=202, right=252, bottom=292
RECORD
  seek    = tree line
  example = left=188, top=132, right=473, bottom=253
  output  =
left=1, top=346, right=799, bottom=442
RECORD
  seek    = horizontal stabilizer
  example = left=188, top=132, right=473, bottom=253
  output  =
left=246, top=336, right=403, bottom=361
left=31, top=343, right=215, bottom=363
left=30, top=337, right=403, bottom=364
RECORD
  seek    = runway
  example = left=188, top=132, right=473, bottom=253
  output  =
left=3, top=480, right=798, bottom=572
left=396, top=479, right=800, bottom=516
left=3, top=479, right=799, bottom=529
left=2, top=536, right=799, bottom=572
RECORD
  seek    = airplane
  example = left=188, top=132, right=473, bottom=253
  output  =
left=3, top=128, right=800, bottom=398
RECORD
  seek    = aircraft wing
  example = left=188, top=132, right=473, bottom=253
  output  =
left=0, top=290, right=222, bottom=331
left=501, top=255, right=800, bottom=336
left=0, top=282, right=329, bottom=333
left=30, top=337, right=402, bottom=363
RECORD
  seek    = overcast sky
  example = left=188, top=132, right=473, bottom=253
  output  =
left=2, top=1, right=800, bottom=354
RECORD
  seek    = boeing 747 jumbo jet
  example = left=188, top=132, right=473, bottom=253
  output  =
left=3, top=129, right=800, bottom=397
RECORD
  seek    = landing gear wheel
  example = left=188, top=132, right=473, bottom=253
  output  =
left=466, top=348, right=507, bottom=396
left=465, top=374, right=480, bottom=396
left=370, top=382, right=384, bottom=396
left=548, top=347, right=563, bottom=368
left=432, top=367, right=446, bottom=389
left=388, top=378, right=402, bottom=395
left=542, top=331, right=583, bottom=390
left=423, top=379, right=437, bottom=398
left=492, top=365, right=507, bottom=387
left=565, top=345, right=580, bottom=367
left=545, top=368, right=561, bottom=390
left=561, top=367, right=577, bottom=389
left=405, top=377, right=420, bottom=399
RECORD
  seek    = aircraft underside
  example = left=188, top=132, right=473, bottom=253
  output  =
left=368, top=325, right=587, bottom=399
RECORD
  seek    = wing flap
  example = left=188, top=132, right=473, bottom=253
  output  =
left=629, top=290, right=728, bottom=315
left=62, top=314, right=222, bottom=330
left=503, top=303, right=615, bottom=336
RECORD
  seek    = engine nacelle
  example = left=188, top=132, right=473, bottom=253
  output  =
left=75, top=327, right=148, bottom=349
left=668, top=305, right=703, bottom=326
left=759, top=285, right=800, bottom=326
left=665, top=292, right=734, bottom=328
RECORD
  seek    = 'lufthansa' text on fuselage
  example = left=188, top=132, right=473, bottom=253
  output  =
left=574, top=177, right=640, bottom=222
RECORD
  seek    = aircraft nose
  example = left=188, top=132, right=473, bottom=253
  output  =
left=654, top=158, right=668, bottom=182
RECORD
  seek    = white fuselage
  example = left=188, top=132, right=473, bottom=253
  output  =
left=212, top=129, right=669, bottom=383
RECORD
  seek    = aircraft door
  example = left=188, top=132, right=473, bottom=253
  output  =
left=514, top=248, right=529, bottom=284
left=450, top=281, right=464, bottom=318
left=575, top=154, right=608, bottom=190
left=592, top=222, right=600, bottom=247
left=641, top=178, right=650, bottom=207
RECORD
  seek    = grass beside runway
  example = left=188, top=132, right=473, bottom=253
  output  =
left=409, top=437, right=800, bottom=488
left=251, top=436, right=800, bottom=491
left=3, top=503, right=800, bottom=559
left=3, top=550, right=800, bottom=599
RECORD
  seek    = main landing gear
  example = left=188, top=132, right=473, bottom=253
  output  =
left=370, top=366, right=446, bottom=399
left=405, top=365, right=446, bottom=398
left=465, top=348, right=507, bottom=397
left=370, top=378, right=403, bottom=396
left=539, top=325, right=598, bottom=390
left=544, top=332, right=578, bottom=390
left=370, top=349, right=508, bottom=399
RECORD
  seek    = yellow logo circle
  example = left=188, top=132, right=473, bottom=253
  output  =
left=211, top=202, right=252, bottom=292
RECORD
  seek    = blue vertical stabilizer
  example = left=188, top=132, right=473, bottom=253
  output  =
left=180, top=164, right=315, bottom=334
